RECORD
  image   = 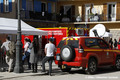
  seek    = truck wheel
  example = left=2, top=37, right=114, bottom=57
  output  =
left=60, top=45, right=75, bottom=62
left=60, top=65, right=71, bottom=72
left=85, top=58, right=97, bottom=74
left=115, top=57, right=120, bottom=70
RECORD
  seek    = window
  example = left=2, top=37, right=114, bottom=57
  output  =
left=107, top=2, right=116, bottom=21
left=41, top=2, right=47, bottom=12
left=5, top=0, right=9, bottom=12
left=57, top=40, right=65, bottom=48
left=57, top=40, right=79, bottom=48
left=97, top=39, right=109, bottom=49
left=85, top=38, right=100, bottom=49
left=67, top=40, right=79, bottom=48
left=85, top=38, right=109, bottom=49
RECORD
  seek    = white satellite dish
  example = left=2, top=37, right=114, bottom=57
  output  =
left=91, top=8, right=97, bottom=14
left=89, top=24, right=106, bottom=37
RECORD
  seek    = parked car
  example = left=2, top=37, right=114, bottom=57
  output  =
left=55, top=36, right=120, bottom=74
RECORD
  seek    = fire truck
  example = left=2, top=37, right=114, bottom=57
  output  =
left=37, top=27, right=89, bottom=48
left=21, top=27, right=89, bottom=49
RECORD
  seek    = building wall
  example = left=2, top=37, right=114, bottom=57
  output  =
left=57, top=0, right=120, bottom=21
left=0, top=0, right=17, bottom=18
left=0, top=0, right=56, bottom=18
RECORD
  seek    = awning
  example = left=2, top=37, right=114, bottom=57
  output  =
left=0, top=18, right=48, bottom=35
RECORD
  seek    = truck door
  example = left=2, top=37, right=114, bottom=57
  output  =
left=98, top=39, right=114, bottom=64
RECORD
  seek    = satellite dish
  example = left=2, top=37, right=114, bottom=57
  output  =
left=89, top=24, right=106, bottom=37
left=91, top=8, right=97, bottom=14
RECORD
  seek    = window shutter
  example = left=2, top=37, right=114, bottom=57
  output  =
left=103, top=3, right=107, bottom=21
left=9, top=0, right=12, bottom=12
left=38, top=1, right=41, bottom=12
left=34, top=0, right=41, bottom=12
left=117, top=2, right=120, bottom=20
left=48, top=3, right=51, bottom=13
left=0, top=0, right=4, bottom=12
left=22, top=0, right=26, bottom=10
left=34, top=0, right=37, bottom=12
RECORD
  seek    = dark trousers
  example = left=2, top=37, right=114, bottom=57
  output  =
left=26, top=55, right=31, bottom=69
left=32, top=63, right=37, bottom=72
left=42, top=56, right=54, bottom=74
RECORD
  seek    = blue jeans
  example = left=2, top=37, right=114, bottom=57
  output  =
left=22, top=51, right=31, bottom=69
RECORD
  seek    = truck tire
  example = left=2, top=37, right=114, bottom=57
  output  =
left=85, top=58, right=97, bottom=74
left=115, top=57, right=120, bottom=70
left=60, top=45, right=75, bottom=62
left=60, top=65, right=71, bottom=72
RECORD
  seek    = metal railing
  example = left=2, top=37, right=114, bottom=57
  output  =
left=56, top=14, right=120, bottom=23
left=20, top=11, right=120, bottom=23
left=21, top=10, right=57, bottom=21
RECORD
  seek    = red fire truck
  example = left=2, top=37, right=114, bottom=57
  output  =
left=38, top=27, right=89, bottom=48
left=21, top=27, right=89, bottom=49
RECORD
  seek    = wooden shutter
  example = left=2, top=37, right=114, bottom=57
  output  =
left=9, top=0, right=12, bottom=12
left=0, top=0, right=4, bottom=12
left=48, top=3, right=51, bottom=13
left=22, top=0, right=26, bottom=10
left=117, top=2, right=120, bottom=20
left=103, top=3, right=107, bottom=21
left=82, top=5, right=85, bottom=21
left=34, top=0, right=41, bottom=12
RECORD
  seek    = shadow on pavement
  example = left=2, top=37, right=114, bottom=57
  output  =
left=0, top=66, right=119, bottom=80
left=68, top=67, right=118, bottom=75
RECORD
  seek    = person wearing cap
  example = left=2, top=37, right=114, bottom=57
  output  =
left=41, top=37, right=55, bottom=76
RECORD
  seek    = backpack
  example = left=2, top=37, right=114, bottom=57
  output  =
left=8, top=41, right=16, bottom=55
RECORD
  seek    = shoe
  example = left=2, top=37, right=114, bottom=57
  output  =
left=27, top=68, right=31, bottom=70
left=34, top=70, right=37, bottom=73
left=41, top=71, right=46, bottom=74
left=49, top=73, right=52, bottom=76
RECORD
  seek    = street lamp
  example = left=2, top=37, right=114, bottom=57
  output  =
left=14, top=0, right=24, bottom=73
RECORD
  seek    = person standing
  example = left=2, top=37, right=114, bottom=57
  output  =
left=29, top=37, right=39, bottom=73
left=1, top=36, right=13, bottom=72
left=41, top=37, right=55, bottom=76
left=23, top=38, right=31, bottom=70
left=114, top=39, right=118, bottom=49
left=109, top=38, right=113, bottom=48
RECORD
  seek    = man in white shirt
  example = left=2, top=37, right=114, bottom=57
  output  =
left=1, top=37, right=13, bottom=72
left=41, top=37, right=55, bottom=76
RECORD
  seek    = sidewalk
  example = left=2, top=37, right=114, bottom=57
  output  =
left=0, top=62, right=58, bottom=80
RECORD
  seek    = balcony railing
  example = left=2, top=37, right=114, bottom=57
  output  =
left=20, top=11, right=120, bottom=23
left=21, top=10, right=57, bottom=21
left=57, top=14, right=120, bottom=23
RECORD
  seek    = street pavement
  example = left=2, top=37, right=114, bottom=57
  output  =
left=0, top=62, right=120, bottom=80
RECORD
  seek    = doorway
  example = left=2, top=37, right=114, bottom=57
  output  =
left=107, top=3, right=116, bottom=21
left=85, top=4, right=91, bottom=22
